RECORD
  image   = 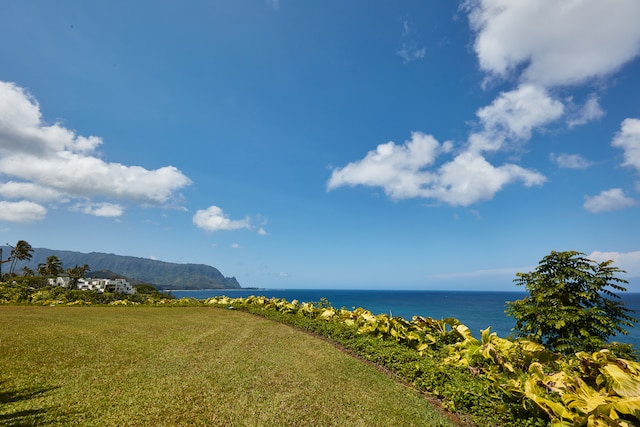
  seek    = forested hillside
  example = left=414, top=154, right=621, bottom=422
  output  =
left=4, top=247, right=241, bottom=290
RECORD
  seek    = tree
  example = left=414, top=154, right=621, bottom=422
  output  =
left=506, top=250, right=637, bottom=354
left=7, top=240, right=34, bottom=276
left=20, top=266, right=35, bottom=277
left=66, top=264, right=90, bottom=290
left=38, top=255, right=64, bottom=278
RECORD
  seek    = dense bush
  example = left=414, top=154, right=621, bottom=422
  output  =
left=0, top=280, right=33, bottom=303
left=0, top=280, right=173, bottom=305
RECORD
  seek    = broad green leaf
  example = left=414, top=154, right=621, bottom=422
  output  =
left=319, top=308, right=335, bottom=319
left=610, top=397, right=640, bottom=417
left=454, top=324, right=477, bottom=343
left=518, top=339, right=546, bottom=353
left=523, top=375, right=575, bottom=422
left=602, top=364, right=640, bottom=397
left=560, top=375, right=608, bottom=414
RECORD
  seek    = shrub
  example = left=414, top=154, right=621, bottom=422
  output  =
left=506, top=250, right=637, bottom=354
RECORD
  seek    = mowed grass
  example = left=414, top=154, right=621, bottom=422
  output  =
left=0, top=306, right=457, bottom=426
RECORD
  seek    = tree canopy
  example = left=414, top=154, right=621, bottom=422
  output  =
left=37, top=255, right=64, bottom=278
left=506, top=250, right=637, bottom=354
left=0, top=240, right=34, bottom=279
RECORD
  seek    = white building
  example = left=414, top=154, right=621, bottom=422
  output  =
left=48, top=277, right=134, bottom=295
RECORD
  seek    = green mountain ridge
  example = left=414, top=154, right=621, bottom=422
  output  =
left=3, top=247, right=241, bottom=290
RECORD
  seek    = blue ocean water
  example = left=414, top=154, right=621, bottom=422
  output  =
left=171, top=289, right=640, bottom=349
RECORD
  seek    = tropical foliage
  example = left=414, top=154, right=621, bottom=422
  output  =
left=197, top=294, right=640, bottom=427
left=0, top=240, right=34, bottom=278
left=37, top=255, right=64, bottom=278
left=506, top=251, right=637, bottom=354
left=66, top=263, right=91, bottom=289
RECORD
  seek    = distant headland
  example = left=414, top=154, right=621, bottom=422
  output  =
left=2, top=246, right=241, bottom=291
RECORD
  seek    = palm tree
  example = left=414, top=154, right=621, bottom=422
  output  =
left=38, top=255, right=64, bottom=278
left=20, top=266, right=35, bottom=277
left=7, top=240, right=34, bottom=276
left=66, top=264, right=90, bottom=290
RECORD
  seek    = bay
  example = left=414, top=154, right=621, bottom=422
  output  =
left=171, top=289, right=640, bottom=349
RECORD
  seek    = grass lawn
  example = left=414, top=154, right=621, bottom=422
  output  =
left=0, top=306, right=458, bottom=426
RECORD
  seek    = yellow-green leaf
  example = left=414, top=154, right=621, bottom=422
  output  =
left=602, top=364, right=640, bottom=397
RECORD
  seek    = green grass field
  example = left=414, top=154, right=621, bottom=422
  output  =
left=0, top=306, right=458, bottom=426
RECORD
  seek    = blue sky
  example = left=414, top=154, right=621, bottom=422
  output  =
left=0, top=1, right=639, bottom=290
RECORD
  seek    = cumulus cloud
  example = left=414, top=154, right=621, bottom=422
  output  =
left=588, top=250, right=640, bottom=277
left=429, top=151, right=545, bottom=206
left=193, top=205, right=251, bottom=232
left=550, top=153, right=592, bottom=169
left=0, top=152, right=191, bottom=203
left=0, top=81, right=192, bottom=222
left=328, top=132, right=443, bottom=200
left=328, top=132, right=544, bottom=206
left=612, top=118, right=640, bottom=173
left=465, top=0, right=640, bottom=86
left=0, top=82, right=102, bottom=155
left=0, top=200, right=47, bottom=223
left=0, top=181, right=66, bottom=202
left=584, top=188, right=636, bottom=213
left=470, top=84, right=564, bottom=152
left=70, top=202, right=124, bottom=218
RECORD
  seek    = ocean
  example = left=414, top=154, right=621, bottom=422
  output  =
left=170, top=289, right=640, bottom=349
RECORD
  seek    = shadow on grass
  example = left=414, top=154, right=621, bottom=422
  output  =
left=0, top=383, right=59, bottom=426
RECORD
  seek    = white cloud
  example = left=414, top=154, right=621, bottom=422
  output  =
left=328, top=133, right=544, bottom=206
left=550, top=153, right=592, bottom=169
left=231, top=243, right=241, bottom=249
left=70, top=202, right=124, bottom=218
left=584, top=188, right=636, bottom=213
left=588, top=250, right=640, bottom=277
left=0, top=200, right=47, bottom=223
left=258, top=227, right=267, bottom=236
left=0, top=181, right=65, bottom=202
left=193, top=205, right=251, bottom=232
left=612, top=118, right=640, bottom=173
left=327, top=132, right=443, bottom=200
left=430, top=151, right=545, bottom=206
left=0, top=81, right=192, bottom=221
left=567, top=95, right=605, bottom=128
left=471, top=84, right=564, bottom=152
left=0, top=82, right=102, bottom=155
left=0, top=152, right=191, bottom=204
left=465, top=0, right=640, bottom=87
